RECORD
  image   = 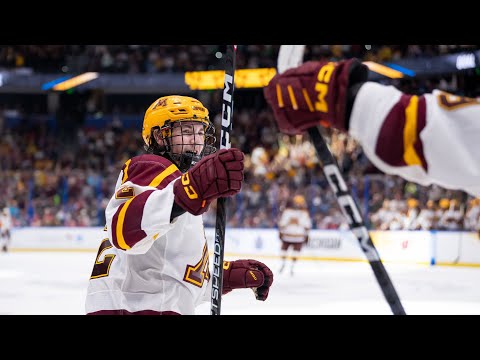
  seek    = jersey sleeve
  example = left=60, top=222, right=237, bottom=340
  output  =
left=105, top=154, right=183, bottom=254
left=348, top=82, right=480, bottom=197
left=277, top=210, right=290, bottom=229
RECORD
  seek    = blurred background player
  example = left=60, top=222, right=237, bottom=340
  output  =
left=0, top=207, right=12, bottom=252
left=277, top=194, right=312, bottom=275
left=85, top=95, right=273, bottom=315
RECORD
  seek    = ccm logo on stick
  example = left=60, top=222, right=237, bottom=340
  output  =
left=323, top=164, right=379, bottom=262
left=221, top=73, right=233, bottom=149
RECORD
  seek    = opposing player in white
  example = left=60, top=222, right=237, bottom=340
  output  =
left=85, top=95, right=273, bottom=315
left=0, top=207, right=12, bottom=252
left=278, top=195, right=312, bottom=275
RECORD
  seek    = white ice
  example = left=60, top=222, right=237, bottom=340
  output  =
left=1, top=251, right=480, bottom=315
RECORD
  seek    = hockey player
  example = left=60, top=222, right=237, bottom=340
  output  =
left=264, top=59, right=480, bottom=197
left=85, top=95, right=273, bottom=315
left=0, top=207, right=12, bottom=252
left=277, top=195, right=312, bottom=275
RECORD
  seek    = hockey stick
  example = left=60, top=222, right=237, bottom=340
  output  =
left=277, top=45, right=406, bottom=315
left=211, top=45, right=237, bottom=315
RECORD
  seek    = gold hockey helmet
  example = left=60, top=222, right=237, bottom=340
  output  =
left=142, top=95, right=216, bottom=172
left=293, top=195, right=307, bottom=208
left=142, top=95, right=211, bottom=146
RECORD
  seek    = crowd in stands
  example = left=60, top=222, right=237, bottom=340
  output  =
left=1, top=45, right=478, bottom=74
left=2, top=104, right=479, bottom=231
left=1, top=45, right=480, bottom=231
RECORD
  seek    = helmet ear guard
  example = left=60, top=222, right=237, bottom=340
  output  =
left=143, top=126, right=166, bottom=154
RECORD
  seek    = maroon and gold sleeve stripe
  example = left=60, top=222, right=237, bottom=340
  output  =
left=148, top=164, right=181, bottom=190
left=375, top=94, right=428, bottom=171
left=121, top=155, right=181, bottom=189
left=111, top=190, right=153, bottom=250
left=121, top=159, right=132, bottom=184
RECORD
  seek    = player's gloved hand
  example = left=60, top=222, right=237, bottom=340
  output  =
left=173, top=148, right=244, bottom=216
left=264, top=58, right=368, bottom=134
left=222, top=259, right=274, bottom=301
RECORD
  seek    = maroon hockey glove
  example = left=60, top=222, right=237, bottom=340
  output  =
left=173, top=148, right=244, bottom=216
left=264, top=58, right=368, bottom=134
left=222, top=259, right=274, bottom=301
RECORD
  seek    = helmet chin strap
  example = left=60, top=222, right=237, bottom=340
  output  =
left=153, top=126, right=207, bottom=173
left=175, top=151, right=201, bottom=173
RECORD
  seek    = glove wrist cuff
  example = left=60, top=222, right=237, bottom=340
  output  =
left=345, top=81, right=365, bottom=130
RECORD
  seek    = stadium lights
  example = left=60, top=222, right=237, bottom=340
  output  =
left=185, top=68, right=277, bottom=90
left=385, top=63, right=416, bottom=77
left=186, top=63, right=410, bottom=90
left=42, top=72, right=100, bottom=91
left=362, top=62, right=405, bottom=79
left=185, top=70, right=225, bottom=90
left=41, top=75, right=72, bottom=91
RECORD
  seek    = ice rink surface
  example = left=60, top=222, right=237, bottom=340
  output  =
left=1, top=251, right=480, bottom=315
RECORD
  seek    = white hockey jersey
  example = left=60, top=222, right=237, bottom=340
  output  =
left=278, top=208, right=312, bottom=243
left=0, top=208, right=12, bottom=231
left=85, top=154, right=211, bottom=315
left=349, top=82, right=480, bottom=197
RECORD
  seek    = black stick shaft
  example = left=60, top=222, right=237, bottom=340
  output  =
left=307, top=126, right=406, bottom=315
left=211, top=45, right=237, bottom=315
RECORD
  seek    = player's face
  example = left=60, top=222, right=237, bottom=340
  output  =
left=170, top=121, right=205, bottom=156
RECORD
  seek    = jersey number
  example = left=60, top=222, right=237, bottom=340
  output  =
left=437, top=92, right=480, bottom=110
left=116, top=186, right=134, bottom=199
left=183, top=243, right=210, bottom=287
left=90, top=238, right=116, bottom=279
